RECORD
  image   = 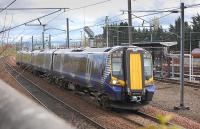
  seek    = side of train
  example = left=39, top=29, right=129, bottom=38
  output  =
left=16, top=46, right=155, bottom=109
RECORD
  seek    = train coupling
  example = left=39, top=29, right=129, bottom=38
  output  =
left=130, top=96, right=142, bottom=102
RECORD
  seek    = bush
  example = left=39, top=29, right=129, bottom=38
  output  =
left=140, top=114, right=181, bottom=129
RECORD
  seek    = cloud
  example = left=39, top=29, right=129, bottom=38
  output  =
left=0, top=0, right=200, bottom=43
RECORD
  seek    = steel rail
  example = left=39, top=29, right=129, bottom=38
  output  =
left=5, top=62, right=106, bottom=129
left=117, top=110, right=175, bottom=127
left=115, top=113, right=145, bottom=127
left=4, top=59, right=181, bottom=128
left=154, top=77, right=200, bottom=88
left=4, top=64, right=48, bottom=109
left=135, top=111, right=173, bottom=126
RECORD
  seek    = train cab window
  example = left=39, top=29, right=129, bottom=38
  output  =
left=111, top=50, right=124, bottom=80
left=143, top=53, right=153, bottom=80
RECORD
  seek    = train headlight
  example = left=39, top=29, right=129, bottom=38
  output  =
left=110, top=77, right=119, bottom=85
left=110, top=77, right=125, bottom=87
left=145, top=77, right=154, bottom=86
left=112, top=80, right=118, bottom=85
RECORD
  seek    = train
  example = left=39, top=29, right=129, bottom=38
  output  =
left=16, top=46, right=155, bottom=110
left=192, top=48, right=200, bottom=58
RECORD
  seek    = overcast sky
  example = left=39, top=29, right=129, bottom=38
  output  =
left=0, top=0, right=200, bottom=45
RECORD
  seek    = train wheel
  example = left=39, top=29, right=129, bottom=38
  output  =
left=47, top=76, right=53, bottom=84
left=58, top=80, right=64, bottom=88
left=63, top=82, right=69, bottom=89
left=68, top=83, right=76, bottom=90
left=99, top=95, right=110, bottom=109
left=55, top=78, right=58, bottom=84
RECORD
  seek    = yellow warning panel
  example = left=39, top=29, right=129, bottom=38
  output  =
left=130, top=53, right=143, bottom=90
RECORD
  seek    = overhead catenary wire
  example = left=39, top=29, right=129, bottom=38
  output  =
left=0, top=9, right=62, bottom=34
left=0, top=0, right=112, bottom=34
left=69, top=23, right=106, bottom=32
left=151, top=6, right=180, bottom=11
left=46, top=11, right=65, bottom=24
left=110, top=12, right=164, bottom=24
left=67, top=0, right=111, bottom=12
left=153, top=12, right=176, bottom=21
left=114, top=9, right=178, bottom=27
left=185, top=3, right=200, bottom=8
left=0, top=0, right=16, bottom=14
left=6, top=14, right=14, bottom=44
left=6, top=1, right=200, bottom=47
left=0, top=0, right=110, bottom=12
left=127, top=9, right=179, bottom=13
left=70, top=10, right=174, bottom=33
left=69, top=11, right=174, bottom=33
left=13, top=7, right=181, bottom=45
left=131, top=13, right=152, bottom=25
left=128, top=3, right=200, bottom=12
left=0, top=7, right=69, bottom=10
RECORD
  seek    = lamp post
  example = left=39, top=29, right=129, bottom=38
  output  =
left=128, top=0, right=133, bottom=46
left=174, top=2, right=189, bottom=110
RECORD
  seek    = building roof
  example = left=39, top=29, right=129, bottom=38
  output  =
left=122, top=42, right=177, bottom=48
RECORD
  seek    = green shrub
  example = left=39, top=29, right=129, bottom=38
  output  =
left=140, top=114, right=181, bottom=129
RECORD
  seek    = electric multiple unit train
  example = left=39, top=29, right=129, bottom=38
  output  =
left=16, top=46, right=155, bottom=109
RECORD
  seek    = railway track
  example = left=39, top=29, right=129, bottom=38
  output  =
left=5, top=63, right=106, bottom=129
left=154, top=77, right=200, bottom=88
left=115, top=110, right=175, bottom=128
left=135, top=111, right=173, bottom=126
left=4, top=59, right=179, bottom=128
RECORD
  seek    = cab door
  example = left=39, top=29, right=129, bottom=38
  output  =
left=126, top=50, right=144, bottom=94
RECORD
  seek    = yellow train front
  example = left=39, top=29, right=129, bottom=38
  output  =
left=100, top=46, right=155, bottom=110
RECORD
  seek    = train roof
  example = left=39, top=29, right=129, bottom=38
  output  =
left=83, top=47, right=111, bottom=52
left=54, top=47, right=112, bottom=54
left=18, top=46, right=146, bottom=54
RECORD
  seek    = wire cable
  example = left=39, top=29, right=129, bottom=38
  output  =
left=131, top=13, right=152, bottom=25
left=67, top=0, right=111, bottom=11
left=0, top=7, right=69, bottom=10
left=0, top=9, right=61, bottom=34
left=69, top=23, right=105, bottom=32
left=46, top=11, right=65, bottom=24
left=0, top=0, right=16, bottom=14
left=185, top=3, right=200, bottom=8
left=6, top=14, right=14, bottom=44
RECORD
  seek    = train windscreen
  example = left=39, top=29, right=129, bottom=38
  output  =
left=144, top=53, right=153, bottom=80
left=111, top=51, right=124, bottom=80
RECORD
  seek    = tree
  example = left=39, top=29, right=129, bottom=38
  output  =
left=192, top=14, right=200, bottom=49
left=102, top=22, right=129, bottom=46
left=168, top=17, right=191, bottom=51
